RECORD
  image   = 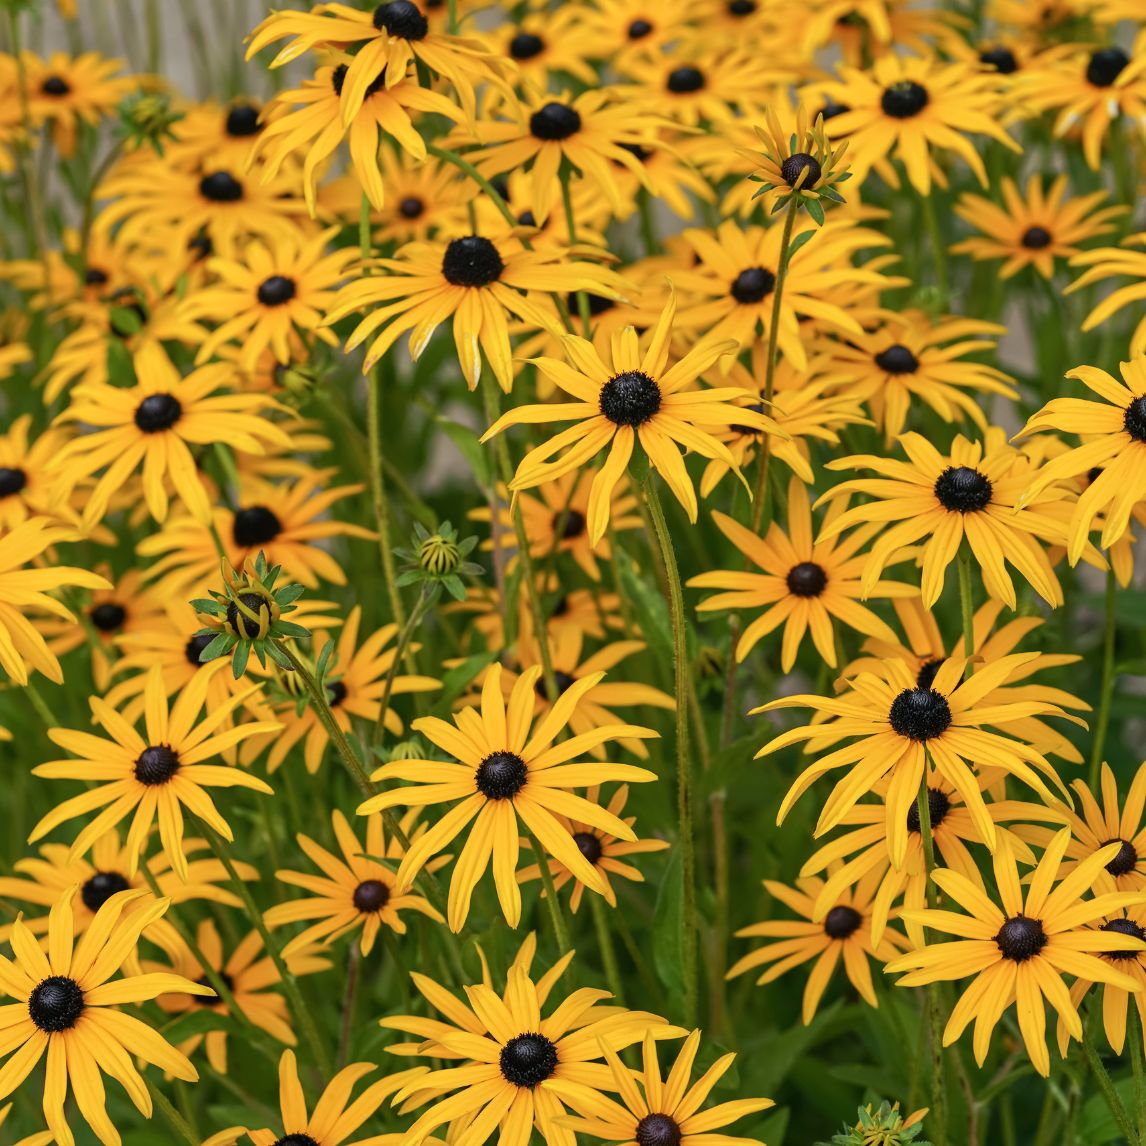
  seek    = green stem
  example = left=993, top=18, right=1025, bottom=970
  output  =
left=642, top=474, right=697, bottom=1027
left=202, top=826, right=333, bottom=1079
left=23, top=681, right=59, bottom=730
left=374, top=584, right=433, bottom=750
left=921, top=190, right=950, bottom=300
left=147, top=1078, right=198, bottom=1146
left=447, top=0, right=458, bottom=33
left=427, top=144, right=518, bottom=231
left=1082, top=1013, right=1139, bottom=1146
left=368, top=365, right=408, bottom=632
left=1132, top=1004, right=1146, bottom=1143
left=590, top=893, right=625, bottom=1005
left=337, top=942, right=360, bottom=1068
left=1089, top=564, right=1117, bottom=788
left=957, top=548, right=975, bottom=665
left=527, top=828, right=571, bottom=952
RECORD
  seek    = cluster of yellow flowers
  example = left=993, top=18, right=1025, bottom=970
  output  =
left=2, top=0, right=1146, bottom=1144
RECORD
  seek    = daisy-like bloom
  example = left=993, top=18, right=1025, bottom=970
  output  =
left=688, top=477, right=916, bottom=672
left=821, top=54, right=1018, bottom=193
left=848, top=597, right=1089, bottom=765
left=557, top=1028, right=773, bottom=1146
left=727, top=866, right=909, bottom=1023
left=23, top=51, right=134, bottom=155
left=1019, top=359, right=1146, bottom=561
left=181, top=229, right=355, bottom=370
left=148, top=919, right=329, bottom=1072
left=138, top=474, right=375, bottom=594
left=246, top=1, right=511, bottom=123
left=821, top=430, right=1075, bottom=608
left=952, top=175, right=1123, bottom=279
left=482, top=293, right=781, bottom=540
left=254, top=606, right=439, bottom=773
left=165, top=99, right=270, bottom=171
left=755, top=653, right=1074, bottom=868
left=383, top=935, right=681, bottom=1146
left=579, top=0, right=693, bottom=62
left=824, top=310, right=1017, bottom=443
left=1013, top=762, right=1146, bottom=895
left=516, top=784, right=668, bottom=912
left=0, top=887, right=210, bottom=1146
left=457, top=89, right=661, bottom=225
left=0, top=828, right=255, bottom=945
left=29, top=663, right=278, bottom=881
left=471, top=472, right=643, bottom=582
left=484, top=9, right=599, bottom=87
left=50, top=344, right=291, bottom=528
left=358, top=662, right=658, bottom=931
left=1069, top=233, right=1146, bottom=355
left=671, top=218, right=890, bottom=372
left=0, top=517, right=110, bottom=686
left=0, top=415, right=75, bottom=529
left=325, top=232, right=624, bottom=391
left=1014, top=35, right=1146, bottom=169
left=264, top=810, right=443, bottom=956
left=887, top=830, right=1146, bottom=1076
left=231, top=1049, right=426, bottom=1146
left=252, top=58, right=463, bottom=216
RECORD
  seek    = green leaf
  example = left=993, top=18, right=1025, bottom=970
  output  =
left=786, top=229, right=817, bottom=259
left=437, top=652, right=497, bottom=708
left=200, top=633, right=232, bottom=662
left=652, top=848, right=685, bottom=999
left=231, top=641, right=251, bottom=679
left=804, top=197, right=826, bottom=227
left=615, top=548, right=673, bottom=668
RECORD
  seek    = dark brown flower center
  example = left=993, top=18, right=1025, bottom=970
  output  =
left=134, top=393, right=183, bottom=433
left=889, top=687, right=952, bottom=741
left=81, top=870, right=131, bottom=913
left=41, top=75, right=71, bottom=96
left=509, top=31, right=544, bottom=59
left=353, top=879, right=390, bottom=913
left=1087, top=47, right=1129, bottom=88
left=442, top=236, right=505, bottom=287
left=907, top=786, right=951, bottom=832
left=475, top=751, right=527, bottom=800
left=666, top=66, right=705, bottom=93
left=979, top=46, right=1018, bottom=74
left=232, top=505, right=282, bottom=548
left=995, top=915, right=1047, bottom=962
left=600, top=370, right=661, bottom=426
left=628, top=18, right=653, bottom=38
left=786, top=561, right=827, bottom=597
left=1102, top=838, right=1139, bottom=877
left=1021, top=226, right=1052, bottom=249
left=499, top=1032, right=558, bottom=1087
left=90, top=602, right=127, bottom=632
left=29, top=976, right=84, bottom=1032
left=185, top=633, right=215, bottom=665
left=226, top=104, right=262, bottom=136
left=730, top=266, right=775, bottom=304
left=881, top=81, right=929, bottom=118
left=529, top=102, right=581, bottom=141
left=1101, top=917, right=1146, bottom=960
left=780, top=153, right=822, bottom=189
left=636, top=1114, right=682, bottom=1146
left=199, top=171, right=244, bottom=202
left=934, top=466, right=992, bottom=513
left=875, top=344, right=919, bottom=374
left=824, top=905, right=862, bottom=939
left=257, top=275, right=296, bottom=307
left=1124, top=397, right=1146, bottom=442
left=399, top=196, right=425, bottom=219
left=226, top=591, right=271, bottom=639
left=373, top=0, right=428, bottom=40
left=134, top=744, right=181, bottom=786
left=573, top=831, right=603, bottom=864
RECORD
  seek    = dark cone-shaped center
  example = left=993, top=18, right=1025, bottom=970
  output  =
left=568, top=291, right=616, bottom=317
left=475, top=750, right=528, bottom=800
left=199, top=171, right=244, bottom=202
left=875, top=344, right=919, bottom=374
left=0, top=466, right=29, bottom=498
left=573, top=831, right=603, bottom=864
left=134, top=393, right=183, bottom=433
left=824, top=905, right=862, bottom=939
left=667, top=66, right=705, bottom=93
left=600, top=370, right=661, bottom=427
left=353, top=879, right=391, bottom=913
left=934, top=465, right=993, bottom=512
left=730, top=266, right=775, bottom=304
left=907, top=787, right=951, bottom=833
left=399, top=196, right=425, bottom=219
left=881, top=80, right=929, bottom=118
left=916, top=658, right=945, bottom=690
left=535, top=671, right=576, bottom=701
left=29, top=976, right=85, bottom=1032
left=530, top=102, right=581, bottom=141
left=1021, top=225, right=1052, bottom=249
left=889, top=687, right=952, bottom=741
left=509, top=31, right=544, bottom=59
left=729, top=0, right=757, bottom=13
left=554, top=508, right=586, bottom=540
left=1102, top=838, right=1139, bottom=877
left=780, top=152, right=822, bottom=189
left=41, top=75, right=71, bottom=96
left=786, top=561, right=827, bottom=598
left=1087, top=47, right=1129, bottom=88
left=1102, top=917, right=1146, bottom=960
left=636, top=1114, right=682, bottom=1146
left=273, top=1136, right=320, bottom=1146
left=85, top=267, right=110, bottom=285
left=327, top=679, right=348, bottom=707
left=90, top=602, right=127, bottom=632
left=995, top=915, right=1047, bottom=962
left=500, top=1032, right=558, bottom=1087
left=442, top=236, right=505, bottom=287
left=185, top=632, right=215, bottom=665
left=81, top=870, right=131, bottom=913
left=819, top=99, right=850, bottom=120
left=979, top=46, right=1018, bottom=74
left=233, top=505, right=283, bottom=548
left=1124, top=396, right=1146, bottom=442
left=226, top=104, right=262, bottom=136
left=195, top=971, right=233, bottom=1005
left=257, top=275, right=296, bottom=307
left=373, top=0, right=429, bottom=39
left=134, top=744, right=180, bottom=786
left=227, top=591, right=270, bottom=639
left=628, top=18, right=653, bottom=38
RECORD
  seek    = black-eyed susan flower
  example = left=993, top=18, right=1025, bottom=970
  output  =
left=516, top=784, right=668, bottom=912
left=358, top=662, right=658, bottom=931
left=252, top=58, right=463, bottom=215
left=0, top=416, right=74, bottom=528
left=580, top=0, right=693, bottom=61
left=821, top=429, right=1074, bottom=608
left=727, top=866, right=909, bottom=1023
left=23, top=51, right=135, bottom=156
left=0, top=517, right=110, bottom=686
left=29, top=663, right=278, bottom=880
left=1019, top=359, right=1146, bottom=562
left=147, top=919, right=329, bottom=1072
left=383, top=934, right=681, bottom=1146
left=182, top=229, right=355, bottom=370
left=50, top=344, right=291, bottom=527
left=887, top=830, right=1146, bottom=1076
left=824, top=310, right=1017, bottom=443
left=556, top=1028, right=773, bottom=1146
left=0, top=887, right=211, bottom=1146
left=264, top=810, right=443, bottom=955
left=689, top=476, right=916, bottom=672
left=483, top=293, right=781, bottom=538
left=952, top=175, right=1123, bottom=279
left=755, top=654, right=1074, bottom=868
left=325, top=231, right=625, bottom=391
left=821, top=55, right=1018, bottom=193
left=484, top=9, right=600, bottom=86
